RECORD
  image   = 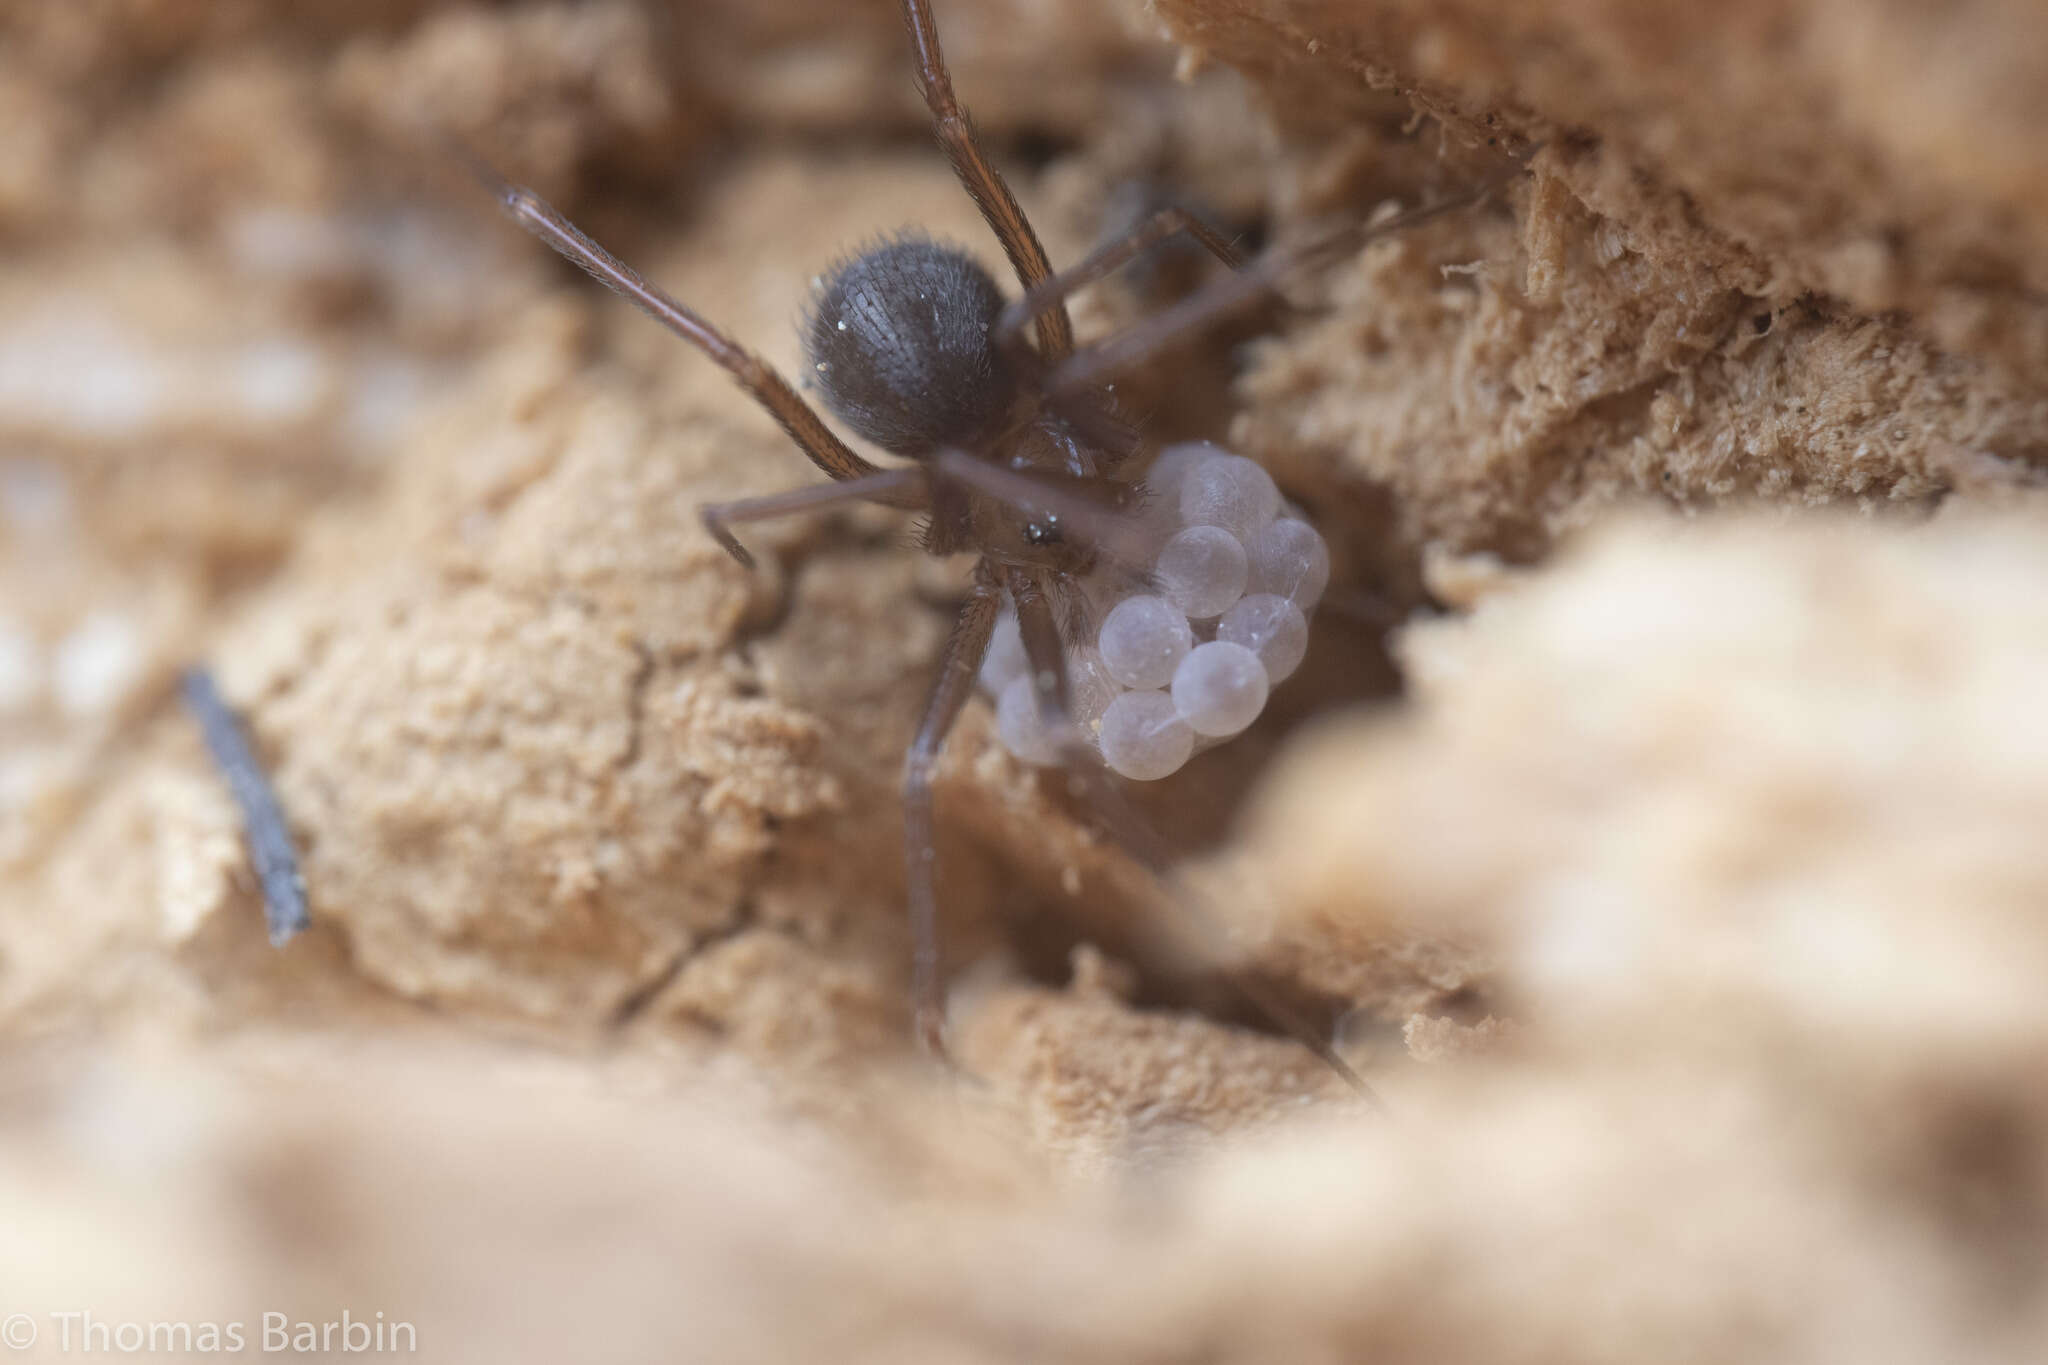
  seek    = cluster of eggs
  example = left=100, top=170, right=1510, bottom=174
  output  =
left=979, top=441, right=1330, bottom=780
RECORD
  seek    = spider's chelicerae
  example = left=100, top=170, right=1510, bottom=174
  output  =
left=190, top=0, right=1514, bottom=1092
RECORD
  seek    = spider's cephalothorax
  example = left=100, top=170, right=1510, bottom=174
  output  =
left=807, top=237, right=1016, bottom=460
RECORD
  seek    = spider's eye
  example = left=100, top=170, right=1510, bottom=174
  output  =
left=1024, top=515, right=1062, bottom=546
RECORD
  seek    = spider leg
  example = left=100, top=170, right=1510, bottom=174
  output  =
left=991, top=205, right=1247, bottom=375
left=989, top=204, right=1247, bottom=459
left=1043, top=176, right=1515, bottom=404
left=473, top=163, right=921, bottom=503
left=1004, top=567, right=1072, bottom=722
left=700, top=466, right=929, bottom=569
left=899, top=0, right=1073, bottom=361
left=904, top=562, right=1003, bottom=1057
left=182, top=667, right=308, bottom=947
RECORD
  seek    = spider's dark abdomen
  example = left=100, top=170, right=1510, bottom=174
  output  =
left=806, top=237, right=1015, bottom=458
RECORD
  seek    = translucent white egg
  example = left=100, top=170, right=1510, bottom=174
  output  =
left=1218, top=594, right=1309, bottom=683
left=1153, top=525, right=1248, bottom=620
left=994, top=674, right=1063, bottom=766
left=1170, top=640, right=1269, bottom=737
left=1179, top=453, right=1281, bottom=543
left=1097, top=689, right=1195, bottom=780
left=979, top=609, right=1027, bottom=692
left=1248, top=517, right=1330, bottom=608
left=1142, top=441, right=1229, bottom=504
left=1097, top=594, right=1193, bottom=690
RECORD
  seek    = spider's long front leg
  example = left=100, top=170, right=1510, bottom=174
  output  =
left=903, top=562, right=1003, bottom=1057
left=899, top=0, right=1072, bottom=361
left=991, top=206, right=1247, bottom=379
left=475, top=165, right=922, bottom=504
left=1041, top=176, right=1518, bottom=405
left=990, top=204, right=1248, bottom=463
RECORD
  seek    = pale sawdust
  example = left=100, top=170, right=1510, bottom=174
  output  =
left=1155, top=0, right=2048, bottom=378
left=1233, top=152, right=2048, bottom=567
left=1154, top=0, right=2048, bottom=567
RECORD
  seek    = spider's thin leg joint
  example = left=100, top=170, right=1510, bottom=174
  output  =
left=495, top=181, right=557, bottom=234
left=904, top=742, right=950, bottom=1061
left=902, top=569, right=1002, bottom=1063
left=698, top=467, right=930, bottom=573
left=439, top=135, right=565, bottom=243
left=903, top=739, right=951, bottom=1061
left=452, top=147, right=898, bottom=491
left=699, top=506, right=758, bottom=571
left=181, top=667, right=309, bottom=947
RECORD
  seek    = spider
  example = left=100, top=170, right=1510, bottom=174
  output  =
left=190, top=0, right=1513, bottom=1092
